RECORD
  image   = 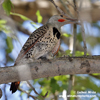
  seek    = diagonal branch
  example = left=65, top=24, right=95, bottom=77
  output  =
left=49, top=0, right=71, bottom=18
left=59, top=0, right=73, bottom=17
left=27, top=81, right=48, bottom=98
left=66, top=0, right=79, bottom=14
left=18, top=87, right=37, bottom=100
left=0, top=56, right=100, bottom=84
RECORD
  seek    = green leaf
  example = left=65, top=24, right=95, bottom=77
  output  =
left=62, top=84, right=68, bottom=90
left=41, top=87, right=50, bottom=96
left=54, top=75, right=69, bottom=82
left=62, top=33, right=72, bottom=37
left=10, top=12, right=32, bottom=21
left=75, top=51, right=89, bottom=56
left=77, top=32, right=82, bottom=42
left=70, top=90, right=76, bottom=100
left=20, top=92, right=25, bottom=96
left=6, top=36, right=13, bottom=53
left=0, top=20, right=7, bottom=24
left=0, top=20, right=7, bottom=31
left=65, top=50, right=72, bottom=55
left=0, top=20, right=13, bottom=34
left=50, top=78, right=60, bottom=93
left=75, top=51, right=84, bottom=56
left=2, top=0, right=13, bottom=15
left=92, top=73, right=100, bottom=76
left=39, top=78, right=50, bottom=86
left=36, top=10, right=43, bottom=23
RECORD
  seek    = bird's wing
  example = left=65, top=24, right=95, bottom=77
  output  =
left=15, top=24, right=49, bottom=64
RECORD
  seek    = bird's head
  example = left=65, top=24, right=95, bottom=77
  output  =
left=47, top=15, right=77, bottom=30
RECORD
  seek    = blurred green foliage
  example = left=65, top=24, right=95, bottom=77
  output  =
left=62, top=33, right=72, bottom=37
left=36, top=10, right=43, bottom=23
left=2, top=0, right=13, bottom=15
left=6, top=36, right=13, bottom=53
left=0, top=20, right=7, bottom=31
left=10, top=12, right=32, bottom=21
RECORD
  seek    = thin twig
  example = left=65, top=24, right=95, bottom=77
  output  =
left=66, top=0, right=79, bottom=14
left=89, top=74, right=100, bottom=79
left=59, top=0, right=73, bottom=17
left=27, top=81, right=48, bottom=98
left=79, top=0, right=83, bottom=11
left=16, top=23, right=31, bottom=36
left=73, top=0, right=77, bottom=11
left=78, top=0, right=87, bottom=56
left=81, top=22, right=87, bottom=56
left=49, top=0, right=71, bottom=18
left=67, top=75, right=73, bottom=100
left=72, top=24, right=77, bottom=56
left=73, top=0, right=79, bottom=18
left=18, top=87, right=37, bottom=100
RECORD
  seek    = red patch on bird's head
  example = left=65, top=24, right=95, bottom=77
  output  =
left=58, top=19, right=66, bottom=22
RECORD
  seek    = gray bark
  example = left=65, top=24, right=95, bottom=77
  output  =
left=0, top=55, right=100, bottom=84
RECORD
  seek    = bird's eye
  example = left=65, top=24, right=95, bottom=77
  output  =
left=60, top=15, right=63, bottom=17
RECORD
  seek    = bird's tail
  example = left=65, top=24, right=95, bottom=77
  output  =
left=10, top=81, right=20, bottom=93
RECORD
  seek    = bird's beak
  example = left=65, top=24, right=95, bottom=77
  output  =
left=60, top=15, right=78, bottom=24
left=65, top=17, right=78, bottom=24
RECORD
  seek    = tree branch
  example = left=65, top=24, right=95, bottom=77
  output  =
left=0, top=56, right=100, bottom=84
left=49, top=0, right=73, bottom=19
left=59, top=0, right=73, bottom=17
left=26, top=81, right=48, bottom=98
left=18, top=87, right=37, bottom=100
left=80, top=22, right=87, bottom=56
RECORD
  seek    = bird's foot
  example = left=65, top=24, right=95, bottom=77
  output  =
left=38, top=57, right=52, bottom=63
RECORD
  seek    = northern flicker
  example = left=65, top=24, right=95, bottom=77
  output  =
left=10, top=15, right=76, bottom=93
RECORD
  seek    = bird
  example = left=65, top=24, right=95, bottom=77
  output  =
left=10, top=15, right=77, bottom=93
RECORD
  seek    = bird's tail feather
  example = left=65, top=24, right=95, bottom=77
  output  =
left=10, top=81, right=20, bottom=93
